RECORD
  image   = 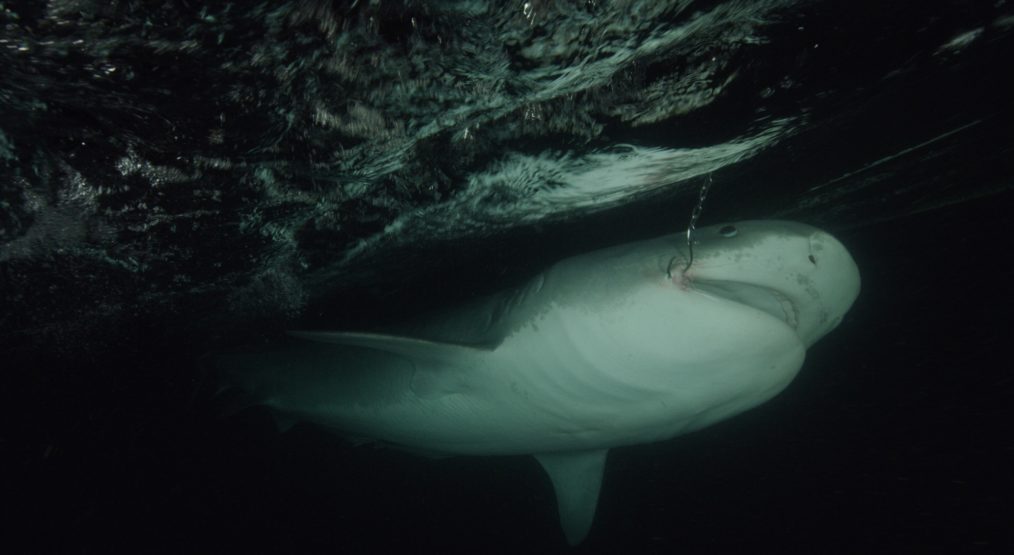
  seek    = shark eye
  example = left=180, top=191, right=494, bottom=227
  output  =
left=719, top=225, right=737, bottom=237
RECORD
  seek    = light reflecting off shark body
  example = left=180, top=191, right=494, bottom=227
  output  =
left=217, top=220, right=860, bottom=545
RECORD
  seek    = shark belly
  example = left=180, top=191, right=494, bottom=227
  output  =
left=260, top=289, right=806, bottom=457
left=476, top=293, right=808, bottom=452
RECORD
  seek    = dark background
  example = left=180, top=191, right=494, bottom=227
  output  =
left=4, top=1, right=1014, bottom=553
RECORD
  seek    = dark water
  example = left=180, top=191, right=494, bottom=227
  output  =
left=3, top=1, right=1012, bottom=553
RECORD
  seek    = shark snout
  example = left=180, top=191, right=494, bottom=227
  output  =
left=796, top=230, right=861, bottom=345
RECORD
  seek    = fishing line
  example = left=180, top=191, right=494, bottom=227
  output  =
left=667, top=173, right=713, bottom=279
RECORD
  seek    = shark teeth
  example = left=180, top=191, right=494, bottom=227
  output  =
left=690, top=280, right=799, bottom=331
left=769, top=289, right=799, bottom=329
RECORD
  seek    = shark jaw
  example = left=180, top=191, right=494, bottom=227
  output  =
left=679, top=222, right=860, bottom=347
left=216, top=220, right=860, bottom=545
left=690, top=279, right=801, bottom=330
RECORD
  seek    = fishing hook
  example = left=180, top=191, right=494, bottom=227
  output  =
left=667, top=173, right=712, bottom=279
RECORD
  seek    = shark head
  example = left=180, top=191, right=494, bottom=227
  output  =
left=482, top=219, right=861, bottom=452
left=477, top=220, right=862, bottom=544
left=680, top=220, right=861, bottom=347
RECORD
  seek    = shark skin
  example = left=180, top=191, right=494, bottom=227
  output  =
left=217, top=220, right=861, bottom=545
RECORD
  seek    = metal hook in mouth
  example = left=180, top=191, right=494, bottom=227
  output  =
left=669, top=173, right=712, bottom=278
left=666, top=255, right=679, bottom=279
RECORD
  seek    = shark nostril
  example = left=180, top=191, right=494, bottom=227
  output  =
left=808, top=254, right=816, bottom=265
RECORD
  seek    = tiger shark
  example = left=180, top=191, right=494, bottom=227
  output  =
left=217, top=220, right=860, bottom=544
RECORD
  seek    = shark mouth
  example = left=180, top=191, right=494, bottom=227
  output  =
left=692, top=280, right=799, bottom=330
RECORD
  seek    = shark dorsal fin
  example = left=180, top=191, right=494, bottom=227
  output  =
left=534, top=449, right=609, bottom=545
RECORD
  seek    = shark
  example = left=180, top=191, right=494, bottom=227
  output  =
left=216, top=220, right=860, bottom=544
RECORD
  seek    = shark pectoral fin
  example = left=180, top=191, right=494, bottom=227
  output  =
left=287, top=331, right=490, bottom=363
left=534, top=449, right=609, bottom=545
left=288, top=331, right=480, bottom=400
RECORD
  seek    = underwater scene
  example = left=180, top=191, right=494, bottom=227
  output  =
left=2, top=1, right=1012, bottom=553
